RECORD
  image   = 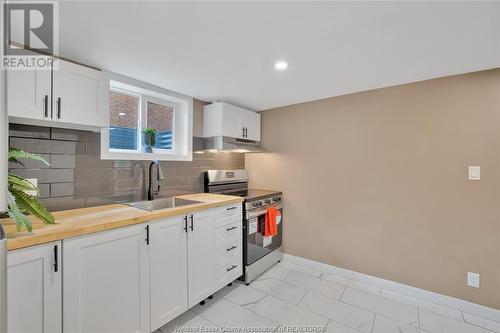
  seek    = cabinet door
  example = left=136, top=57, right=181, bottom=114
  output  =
left=53, top=59, right=108, bottom=128
left=7, top=242, right=62, bottom=333
left=63, top=225, right=150, bottom=333
left=187, top=209, right=216, bottom=307
left=7, top=68, right=51, bottom=120
left=241, top=110, right=261, bottom=141
left=150, top=217, right=188, bottom=331
left=221, top=103, right=243, bottom=139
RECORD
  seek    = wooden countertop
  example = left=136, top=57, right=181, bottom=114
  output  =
left=1, top=193, right=243, bottom=251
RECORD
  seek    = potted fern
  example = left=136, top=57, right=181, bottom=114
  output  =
left=7, top=148, right=54, bottom=232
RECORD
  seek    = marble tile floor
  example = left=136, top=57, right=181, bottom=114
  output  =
left=156, top=260, right=500, bottom=333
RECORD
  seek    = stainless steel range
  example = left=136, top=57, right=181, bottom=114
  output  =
left=204, top=170, right=283, bottom=284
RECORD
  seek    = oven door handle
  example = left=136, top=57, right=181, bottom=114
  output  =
left=247, top=204, right=283, bottom=219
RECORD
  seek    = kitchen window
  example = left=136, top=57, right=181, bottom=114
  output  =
left=101, top=76, right=193, bottom=161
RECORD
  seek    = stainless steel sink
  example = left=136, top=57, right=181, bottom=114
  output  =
left=125, top=197, right=202, bottom=212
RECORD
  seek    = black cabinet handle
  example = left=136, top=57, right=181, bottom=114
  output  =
left=184, top=216, right=188, bottom=233
left=226, top=245, right=237, bottom=252
left=242, top=127, right=245, bottom=137
left=56, top=97, right=61, bottom=119
left=226, top=206, right=237, bottom=211
left=145, top=225, right=150, bottom=245
left=226, top=265, right=237, bottom=272
left=189, top=214, right=194, bottom=231
left=226, top=226, right=237, bottom=231
left=244, top=127, right=248, bottom=138
left=43, top=95, right=48, bottom=117
left=53, top=245, right=58, bottom=272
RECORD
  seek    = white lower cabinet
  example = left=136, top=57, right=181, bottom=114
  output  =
left=8, top=205, right=242, bottom=333
left=7, top=241, right=62, bottom=333
left=63, top=224, right=150, bottom=333
left=149, top=216, right=188, bottom=331
left=187, top=209, right=216, bottom=307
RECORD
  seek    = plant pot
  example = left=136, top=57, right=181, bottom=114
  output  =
left=143, top=133, right=156, bottom=153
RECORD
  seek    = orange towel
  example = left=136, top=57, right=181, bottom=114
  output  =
left=264, top=207, right=278, bottom=237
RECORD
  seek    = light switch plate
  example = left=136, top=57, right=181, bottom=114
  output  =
left=468, top=166, right=480, bottom=181
left=467, top=272, right=480, bottom=288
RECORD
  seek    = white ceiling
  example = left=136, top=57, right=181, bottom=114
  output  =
left=59, top=1, right=500, bottom=111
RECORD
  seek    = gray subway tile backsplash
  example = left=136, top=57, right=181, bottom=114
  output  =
left=8, top=124, right=245, bottom=211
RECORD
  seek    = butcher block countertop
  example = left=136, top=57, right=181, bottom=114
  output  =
left=1, top=193, right=243, bottom=251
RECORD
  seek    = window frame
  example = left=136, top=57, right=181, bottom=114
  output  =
left=108, top=87, right=141, bottom=154
left=143, top=96, right=177, bottom=152
left=101, top=73, right=193, bottom=161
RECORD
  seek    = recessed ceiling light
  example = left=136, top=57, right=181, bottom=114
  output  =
left=118, top=112, right=126, bottom=116
left=274, top=61, right=288, bottom=71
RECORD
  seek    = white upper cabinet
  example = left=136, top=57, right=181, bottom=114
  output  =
left=7, top=242, right=62, bottom=333
left=203, top=102, right=261, bottom=141
left=240, top=109, right=261, bottom=141
left=6, top=68, right=51, bottom=121
left=6, top=58, right=109, bottom=131
left=52, top=59, right=109, bottom=128
left=149, top=216, right=188, bottom=331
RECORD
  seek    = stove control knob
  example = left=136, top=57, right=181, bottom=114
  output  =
left=252, top=202, right=259, bottom=207
left=265, top=199, right=271, bottom=204
left=272, top=197, right=278, bottom=202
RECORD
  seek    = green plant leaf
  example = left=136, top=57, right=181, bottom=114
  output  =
left=7, top=192, right=32, bottom=232
left=9, top=187, right=54, bottom=225
left=8, top=148, right=50, bottom=166
left=142, top=127, right=157, bottom=135
left=8, top=173, right=38, bottom=192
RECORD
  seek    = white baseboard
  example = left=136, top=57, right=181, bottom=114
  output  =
left=282, top=253, right=500, bottom=323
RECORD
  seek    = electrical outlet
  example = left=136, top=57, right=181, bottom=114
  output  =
left=467, top=272, right=480, bottom=288
left=25, top=178, right=38, bottom=196
left=468, top=166, right=480, bottom=181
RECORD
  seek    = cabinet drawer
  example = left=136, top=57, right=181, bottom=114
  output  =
left=216, top=239, right=242, bottom=269
left=216, top=256, right=242, bottom=288
left=216, top=221, right=242, bottom=246
left=216, top=204, right=242, bottom=227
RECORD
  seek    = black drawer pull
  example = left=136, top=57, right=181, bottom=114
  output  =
left=226, top=245, right=237, bottom=252
left=226, top=206, right=238, bottom=211
left=43, top=95, right=48, bottom=117
left=56, top=97, right=61, bottom=119
left=227, top=265, right=237, bottom=272
left=226, top=226, right=237, bottom=231
left=53, top=245, right=58, bottom=272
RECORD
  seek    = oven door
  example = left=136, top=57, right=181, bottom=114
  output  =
left=245, top=204, right=283, bottom=266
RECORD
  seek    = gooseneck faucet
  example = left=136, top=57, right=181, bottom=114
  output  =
left=148, top=160, right=164, bottom=201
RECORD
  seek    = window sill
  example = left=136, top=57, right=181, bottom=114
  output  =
left=100, top=149, right=193, bottom=161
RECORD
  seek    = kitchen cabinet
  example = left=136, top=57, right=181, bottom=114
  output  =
left=187, top=209, right=216, bottom=307
left=6, top=68, right=51, bottom=122
left=7, top=202, right=242, bottom=333
left=7, top=241, right=62, bottom=333
left=7, top=58, right=109, bottom=131
left=63, top=224, right=150, bottom=333
left=149, top=216, right=188, bottom=331
left=203, top=102, right=261, bottom=141
left=214, top=204, right=243, bottom=291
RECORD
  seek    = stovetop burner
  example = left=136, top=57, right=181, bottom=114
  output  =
left=204, top=170, right=282, bottom=204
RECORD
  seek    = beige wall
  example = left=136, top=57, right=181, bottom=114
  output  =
left=245, top=69, right=500, bottom=309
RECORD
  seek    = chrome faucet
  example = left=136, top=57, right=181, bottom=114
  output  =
left=148, top=160, right=164, bottom=201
